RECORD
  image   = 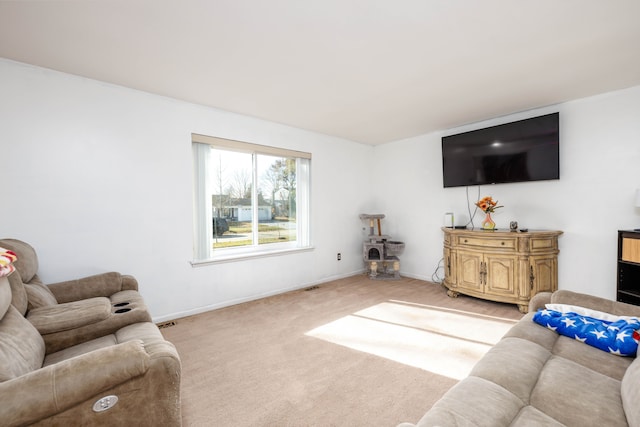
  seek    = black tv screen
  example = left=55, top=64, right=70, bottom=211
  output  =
left=442, top=112, right=559, bottom=188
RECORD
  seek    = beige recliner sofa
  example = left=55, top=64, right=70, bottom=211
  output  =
left=0, top=243, right=182, bottom=426
left=0, top=238, right=152, bottom=353
left=400, top=290, right=640, bottom=427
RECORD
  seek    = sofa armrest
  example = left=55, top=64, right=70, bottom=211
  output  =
left=0, top=340, right=149, bottom=427
left=550, top=289, right=640, bottom=317
left=529, top=292, right=552, bottom=312
left=47, top=272, right=138, bottom=303
left=26, top=297, right=112, bottom=334
left=120, top=274, right=138, bottom=291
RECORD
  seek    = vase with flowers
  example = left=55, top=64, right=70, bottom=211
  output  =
left=475, top=196, right=503, bottom=230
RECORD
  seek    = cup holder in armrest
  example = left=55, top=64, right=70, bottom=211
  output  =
left=114, top=308, right=132, bottom=314
left=113, top=302, right=130, bottom=307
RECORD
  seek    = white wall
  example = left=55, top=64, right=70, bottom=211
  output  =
left=2, top=58, right=639, bottom=320
left=372, top=85, right=640, bottom=300
left=0, top=59, right=374, bottom=321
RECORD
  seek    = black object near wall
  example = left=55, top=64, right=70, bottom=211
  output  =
left=442, top=112, right=559, bottom=188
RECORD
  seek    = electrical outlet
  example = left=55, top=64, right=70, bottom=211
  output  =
left=337, top=253, right=341, bottom=261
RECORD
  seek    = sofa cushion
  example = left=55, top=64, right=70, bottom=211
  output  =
left=0, top=277, right=11, bottom=318
left=470, top=337, right=551, bottom=403
left=510, top=406, right=566, bottom=426
left=7, top=272, right=28, bottom=315
left=415, top=376, right=524, bottom=427
left=24, top=282, right=58, bottom=308
left=530, top=355, right=627, bottom=427
left=44, top=334, right=119, bottom=366
left=551, top=334, right=632, bottom=381
left=0, top=305, right=45, bottom=381
left=43, top=322, right=166, bottom=367
left=502, top=312, right=559, bottom=350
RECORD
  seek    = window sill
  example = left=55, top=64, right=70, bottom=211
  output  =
left=190, top=245, right=314, bottom=266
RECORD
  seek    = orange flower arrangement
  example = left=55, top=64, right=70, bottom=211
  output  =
left=475, top=196, right=503, bottom=213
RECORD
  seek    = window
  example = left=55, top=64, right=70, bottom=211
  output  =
left=192, top=134, right=311, bottom=262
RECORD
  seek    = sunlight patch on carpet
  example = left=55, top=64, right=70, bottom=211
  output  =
left=305, top=301, right=518, bottom=380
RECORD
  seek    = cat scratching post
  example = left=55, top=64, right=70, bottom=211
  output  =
left=359, top=214, right=405, bottom=280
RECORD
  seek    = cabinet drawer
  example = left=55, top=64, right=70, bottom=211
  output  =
left=530, top=237, right=556, bottom=251
left=456, top=236, right=515, bottom=250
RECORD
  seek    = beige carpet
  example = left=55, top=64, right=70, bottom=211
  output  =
left=161, top=275, right=524, bottom=427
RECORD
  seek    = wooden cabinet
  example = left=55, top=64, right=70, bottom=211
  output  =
left=617, top=230, right=640, bottom=305
left=442, top=228, right=562, bottom=313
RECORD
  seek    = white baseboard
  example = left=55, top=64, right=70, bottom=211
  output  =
left=152, top=269, right=364, bottom=323
left=399, top=271, right=440, bottom=283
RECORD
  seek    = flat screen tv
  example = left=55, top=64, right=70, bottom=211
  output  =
left=442, top=112, right=559, bottom=188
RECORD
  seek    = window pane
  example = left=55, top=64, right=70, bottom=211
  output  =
left=257, top=154, right=297, bottom=245
left=192, top=135, right=311, bottom=262
left=210, top=148, right=254, bottom=249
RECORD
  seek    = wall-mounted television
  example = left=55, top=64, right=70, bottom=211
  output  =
left=442, top=112, right=559, bottom=188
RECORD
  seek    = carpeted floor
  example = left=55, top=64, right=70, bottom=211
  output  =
left=161, top=275, right=524, bottom=426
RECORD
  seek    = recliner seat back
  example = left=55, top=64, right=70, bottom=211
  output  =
left=0, top=276, right=46, bottom=382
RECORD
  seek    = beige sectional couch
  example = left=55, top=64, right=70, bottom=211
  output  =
left=400, top=290, right=640, bottom=427
left=0, top=239, right=181, bottom=426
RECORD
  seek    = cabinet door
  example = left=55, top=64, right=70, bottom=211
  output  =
left=485, top=255, right=517, bottom=297
left=457, top=251, right=483, bottom=292
left=443, top=246, right=455, bottom=286
left=530, top=256, right=558, bottom=294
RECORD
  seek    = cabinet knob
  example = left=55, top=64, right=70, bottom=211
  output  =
left=501, top=242, right=505, bottom=245
left=464, top=239, right=468, bottom=243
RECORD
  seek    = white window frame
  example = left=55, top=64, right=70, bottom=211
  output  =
left=191, top=133, right=312, bottom=264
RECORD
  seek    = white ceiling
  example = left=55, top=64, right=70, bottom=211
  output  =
left=1, top=1, right=639, bottom=145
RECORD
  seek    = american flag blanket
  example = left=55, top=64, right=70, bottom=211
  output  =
left=533, top=308, right=640, bottom=357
